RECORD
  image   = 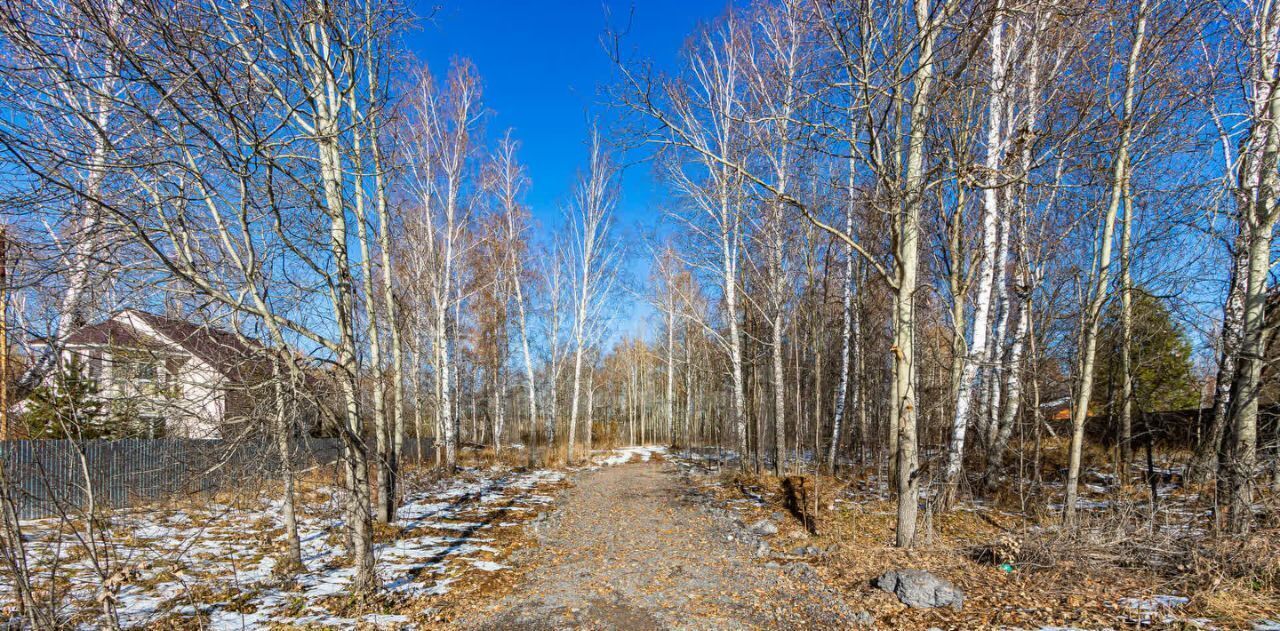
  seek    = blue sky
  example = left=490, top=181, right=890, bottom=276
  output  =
left=407, top=1, right=727, bottom=339
left=407, top=0, right=721, bottom=225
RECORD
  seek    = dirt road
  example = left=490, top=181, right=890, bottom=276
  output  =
left=460, top=459, right=854, bottom=630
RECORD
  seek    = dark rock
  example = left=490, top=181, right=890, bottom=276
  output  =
left=874, top=568, right=964, bottom=610
left=853, top=611, right=875, bottom=626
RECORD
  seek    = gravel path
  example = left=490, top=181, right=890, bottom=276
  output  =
left=461, top=459, right=854, bottom=630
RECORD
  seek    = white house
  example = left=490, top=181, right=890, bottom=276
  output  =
left=35, top=310, right=276, bottom=438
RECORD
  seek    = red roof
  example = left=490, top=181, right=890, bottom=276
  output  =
left=60, top=310, right=272, bottom=383
left=64, top=319, right=165, bottom=351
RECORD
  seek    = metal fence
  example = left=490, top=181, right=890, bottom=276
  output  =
left=0, top=437, right=341, bottom=520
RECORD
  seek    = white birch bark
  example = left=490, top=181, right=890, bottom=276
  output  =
left=363, top=23, right=405, bottom=515
left=495, top=135, right=540, bottom=461
left=986, top=274, right=1030, bottom=487
left=894, top=0, right=952, bottom=548
left=566, top=129, right=617, bottom=464
left=982, top=198, right=1014, bottom=451
left=747, top=3, right=802, bottom=476
left=1225, top=0, right=1280, bottom=531
left=546, top=251, right=566, bottom=462
left=5, top=0, right=124, bottom=402
left=347, top=93, right=392, bottom=523
left=828, top=144, right=856, bottom=469
left=942, top=0, right=1007, bottom=506
left=666, top=296, right=676, bottom=446
left=1118, top=178, right=1135, bottom=471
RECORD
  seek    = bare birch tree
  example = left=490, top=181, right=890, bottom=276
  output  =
left=565, top=127, right=620, bottom=464
left=491, top=133, right=541, bottom=461
left=1064, top=0, right=1149, bottom=525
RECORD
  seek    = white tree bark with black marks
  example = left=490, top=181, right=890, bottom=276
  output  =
left=943, top=0, right=1009, bottom=505
left=828, top=147, right=856, bottom=470
left=1225, top=0, right=1280, bottom=531
left=0, top=0, right=125, bottom=403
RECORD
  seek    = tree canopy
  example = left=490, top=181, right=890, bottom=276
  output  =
left=1095, top=291, right=1200, bottom=417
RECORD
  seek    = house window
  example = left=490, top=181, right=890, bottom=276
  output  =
left=138, top=415, right=165, bottom=438
left=87, top=351, right=103, bottom=380
left=115, top=356, right=163, bottom=388
left=135, top=362, right=157, bottom=381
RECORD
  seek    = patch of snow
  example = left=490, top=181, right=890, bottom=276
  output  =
left=1119, top=594, right=1189, bottom=626
left=5, top=466, right=565, bottom=629
left=1048, top=498, right=1112, bottom=511
left=1120, top=594, right=1189, bottom=611
left=592, top=445, right=667, bottom=466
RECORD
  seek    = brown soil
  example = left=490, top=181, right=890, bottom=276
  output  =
left=456, top=460, right=857, bottom=630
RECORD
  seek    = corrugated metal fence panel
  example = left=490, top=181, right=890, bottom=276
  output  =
left=0, top=437, right=341, bottom=520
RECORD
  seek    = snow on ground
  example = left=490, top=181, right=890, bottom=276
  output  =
left=589, top=445, right=667, bottom=467
left=3, top=467, right=565, bottom=629
left=1118, top=594, right=1191, bottom=626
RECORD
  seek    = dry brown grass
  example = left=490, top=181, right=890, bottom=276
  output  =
left=152, top=445, right=558, bottom=517
left=1176, top=528, right=1280, bottom=625
left=414, top=475, right=573, bottom=629
left=5, top=442, right=586, bottom=630
left=455, top=445, right=538, bottom=469
left=687, top=451, right=1280, bottom=630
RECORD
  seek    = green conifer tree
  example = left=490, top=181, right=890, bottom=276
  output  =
left=23, top=359, right=110, bottom=439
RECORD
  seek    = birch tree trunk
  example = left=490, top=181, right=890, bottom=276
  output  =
left=433, top=65, right=480, bottom=472
left=1118, top=177, right=1135, bottom=475
left=985, top=278, right=1030, bottom=489
left=316, top=89, right=377, bottom=594
left=982, top=206, right=1014, bottom=453
left=1188, top=249, right=1246, bottom=483
left=567, top=316, right=586, bottom=463
left=365, top=35, right=404, bottom=516
left=586, top=363, right=596, bottom=452
left=1193, top=0, right=1280, bottom=495
left=942, top=0, right=1007, bottom=507
left=1226, top=0, right=1280, bottom=528
left=348, top=99, right=393, bottom=523
left=1065, top=0, right=1147, bottom=525
left=496, top=136, right=540, bottom=463
left=1227, top=225, right=1274, bottom=532
left=494, top=363, right=507, bottom=454
left=547, top=255, right=565, bottom=463
left=684, top=323, right=695, bottom=448
left=771, top=308, right=787, bottom=475
left=725, top=220, right=749, bottom=468
left=566, top=129, right=617, bottom=464
left=666, top=301, right=676, bottom=447
left=893, top=0, right=952, bottom=548
left=828, top=144, right=855, bottom=469
left=753, top=3, right=801, bottom=478
left=273, top=360, right=302, bottom=571
left=5, top=0, right=122, bottom=403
